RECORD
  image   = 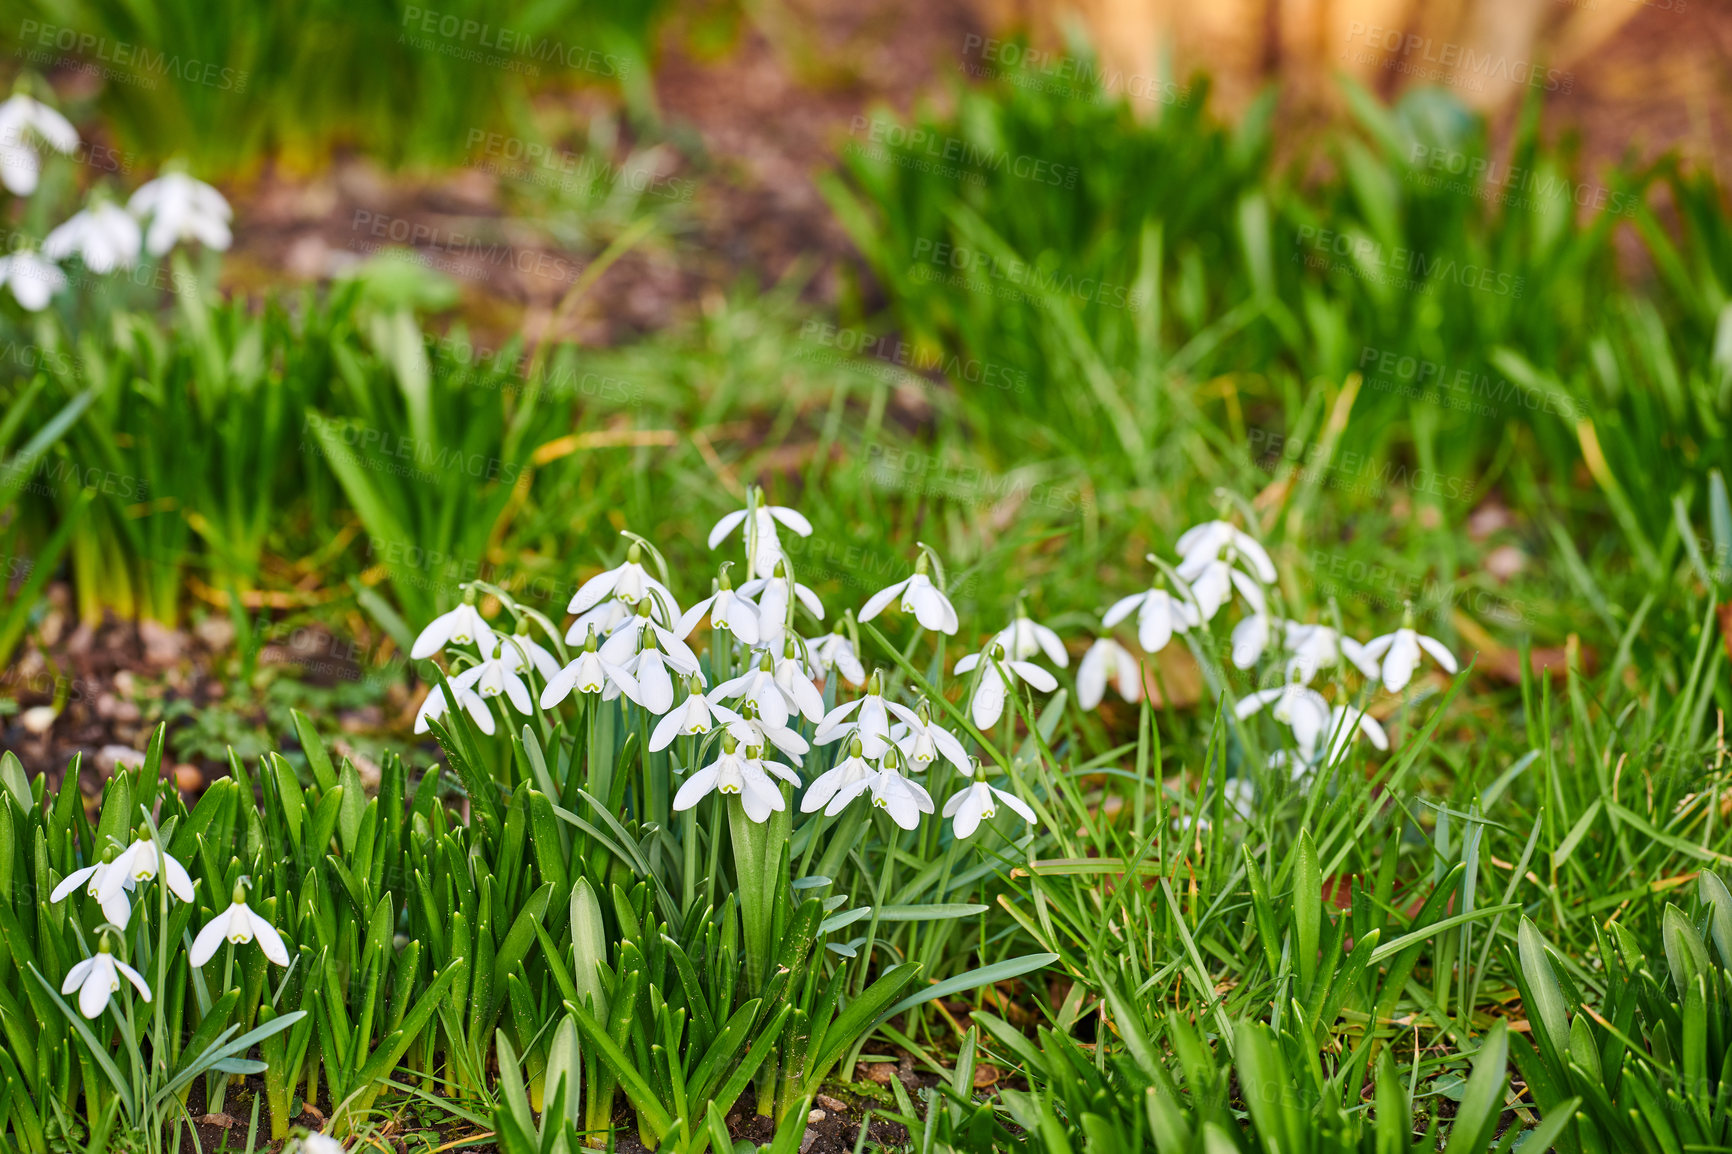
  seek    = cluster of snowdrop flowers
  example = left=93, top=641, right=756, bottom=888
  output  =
left=409, top=492, right=1037, bottom=841
left=1082, top=513, right=1459, bottom=777
left=0, top=88, right=231, bottom=311
left=49, top=829, right=289, bottom=1017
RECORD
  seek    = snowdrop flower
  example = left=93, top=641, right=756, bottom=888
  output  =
left=191, top=878, right=289, bottom=967
left=599, top=599, right=700, bottom=675
left=809, top=629, right=865, bottom=686
left=567, top=540, right=678, bottom=620
left=44, top=201, right=142, bottom=273
left=1230, top=612, right=1281, bottom=670
left=649, top=678, right=729, bottom=751
left=1076, top=637, right=1142, bottom=710
left=536, top=623, right=640, bottom=706
left=942, top=761, right=1037, bottom=838
left=297, top=1136, right=346, bottom=1154
left=1315, top=705, right=1389, bottom=769
left=540, top=627, right=640, bottom=708
left=673, top=735, right=786, bottom=823
left=954, top=643, right=1059, bottom=730
left=717, top=701, right=811, bottom=764
left=62, top=935, right=150, bottom=1019
left=49, top=845, right=133, bottom=927
left=410, top=593, right=494, bottom=660
left=858, top=550, right=958, bottom=635
left=1175, top=520, right=1276, bottom=623
left=0, top=93, right=78, bottom=196
left=801, top=736, right=875, bottom=815
left=96, top=830, right=194, bottom=927
left=863, top=748, right=933, bottom=830
left=1361, top=606, right=1458, bottom=693
left=0, top=248, right=66, bottom=311
left=614, top=633, right=685, bottom=714
left=993, top=605, right=1068, bottom=668
left=814, top=672, right=920, bottom=756
left=1102, top=577, right=1197, bottom=654
left=739, top=562, right=826, bottom=650
left=713, top=652, right=800, bottom=729
left=450, top=635, right=535, bottom=717
left=1235, top=682, right=1331, bottom=756
left=708, top=489, right=813, bottom=579
left=564, top=597, right=632, bottom=645
left=889, top=701, right=970, bottom=772
left=678, top=564, right=760, bottom=645
left=128, top=171, right=232, bottom=257
left=495, top=627, right=563, bottom=681
left=1284, top=620, right=1379, bottom=683
left=415, top=682, right=495, bottom=736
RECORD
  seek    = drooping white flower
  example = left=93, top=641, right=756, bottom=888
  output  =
left=1102, top=582, right=1196, bottom=654
left=814, top=673, right=920, bottom=756
left=128, top=172, right=232, bottom=257
left=1176, top=778, right=1255, bottom=833
left=190, top=879, right=289, bottom=967
left=716, top=703, right=811, bottom=764
left=942, top=763, right=1037, bottom=838
left=415, top=682, right=496, bottom=736
left=678, top=566, right=761, bottom=645
left=1360, top=609, right=1458, bottom=693
left=410, top=597, right=494, bottom=660
left=868, top=759, right=935, bottom=831
left=1316, top=705, right=1388, bottom=768
left=96, top=832, right=194, bottom=928
left=492, top=626, right=563, bottom=681
left=564, top=597, right=632, bottom=645
left=708, top=492, right=813, bottom=579
left=1283, top=620, right=1379, bottom=684
left=1230, top=612, right=1282, bottom=670
left=649, top=679, right=729, bottom=751
left=298, top=1135, right=347, bottom=1154
left=858, top=553, right=958, bottom=635
left=953, top=643, right=1059, bottom=730
left=1235, top=682, right=1332, bottom=756
left=567, top=540, right=678, bottom=620
left=993, top=607, right=1069, bottom=668
left=62, top=937, right=150, bottom=1019
left=800, top=736, right=875, bottom=815
left=739, top=566, right=826, bottom=650
left=540, top=628, right=640, bottom=708
left=888, top=702, right=970, bottom=772
left=599, top=600, right=700, bottom=675
left=44, top=202, right=142, bottom=273
left=1076, top=637, right=1142, bottom=710
left=673, top=736, right=786, bottom=823
left=49, top=848, right=133, bottom=927
left=0, top=94, right=78, bottom=196
left=809, top=630, right=866, bottom=686
left=0, top=249, right=66, bottom=311
left=613, top=637, right=684, bottom=715
left=712, top=655, right=799, bottom=730
left=1175, top=520, right=1276, bottom=623
left=450, top=636, right=536, bottom=716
